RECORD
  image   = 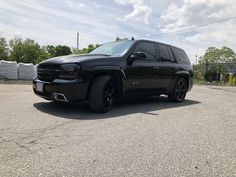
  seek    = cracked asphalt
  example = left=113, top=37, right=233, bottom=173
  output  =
left=0, top=83, right=236, bottom=177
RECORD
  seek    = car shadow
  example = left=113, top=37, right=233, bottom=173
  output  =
left=33, top=96, right=201, bottom=120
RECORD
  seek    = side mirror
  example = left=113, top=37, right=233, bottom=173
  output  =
left=128, top=52, right=146, bottom=65
left=131, top=52, right=146, bottom=59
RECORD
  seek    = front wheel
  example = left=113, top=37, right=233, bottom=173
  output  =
left=168, top=78, right=187, bottom=102
left=89, top=76, right=114, bottom=113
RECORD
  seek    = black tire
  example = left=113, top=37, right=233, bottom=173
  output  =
left=168, top=78, right=187, bottom=102
left=89, top=76, right=114, bottom=113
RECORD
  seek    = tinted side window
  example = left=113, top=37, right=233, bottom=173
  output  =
left=168, top=47, right=175, bottom=62
left=158, top=44, right=170, bottom=61
left=154, top=44, right=161, bottom=61
left=171, top=47, right=190, bottom=64
left=134, top=42, right=155, bottom=60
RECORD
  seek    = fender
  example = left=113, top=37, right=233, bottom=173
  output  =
left=86, top=65, right=126, bottom=97
left=89, top=65, right=126, bottom=79
left=168, top=70, right=191, bottom=94
left=175, top=70, right=190, bottom=77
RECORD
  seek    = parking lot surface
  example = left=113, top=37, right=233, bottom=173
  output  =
left=0, top=83, right=236, bottom=177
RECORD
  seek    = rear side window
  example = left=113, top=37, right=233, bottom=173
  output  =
left=171, top=47, right=190, bottom=64
left=157, top=44, right=176, bottom=62
left=134, top=42, right=156, bottom=60
left=168, top=47, right=175, bottom=62
left=158, top=44, right=169, bottom=61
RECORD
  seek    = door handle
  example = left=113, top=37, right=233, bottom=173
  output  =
left=153, top=66, right=159, bottom=70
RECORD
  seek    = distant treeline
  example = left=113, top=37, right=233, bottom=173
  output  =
left=0, top=37, right=100, bottom=64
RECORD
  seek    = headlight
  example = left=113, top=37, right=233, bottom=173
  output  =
left=58, top=64, right=80, bottom=80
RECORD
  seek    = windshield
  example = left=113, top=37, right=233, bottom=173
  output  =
left=90, top=40, right=134, bottom=56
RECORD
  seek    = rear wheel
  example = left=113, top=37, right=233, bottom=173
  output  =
left=168, top=78, right=187, bottom=102
left=89, top=76, right=114, bottom=113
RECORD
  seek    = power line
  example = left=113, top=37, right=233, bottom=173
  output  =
left=140, top=16, right=236, bottom=38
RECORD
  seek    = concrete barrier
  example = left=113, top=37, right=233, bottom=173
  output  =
left=0, top=60, right=37, bottom=80
left=0, top=60, right=18, bottom=80
left=18, top=63, right=36, bottom=80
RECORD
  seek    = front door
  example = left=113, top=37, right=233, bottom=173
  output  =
left=125, top=41, right=160, bottom=95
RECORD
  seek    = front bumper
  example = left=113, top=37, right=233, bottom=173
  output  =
left=33, top=77, right=89, bottom=102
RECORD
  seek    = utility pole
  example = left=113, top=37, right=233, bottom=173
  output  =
left=195, top=55, right=198, bottom=65
left=77, top=32, right=79, bottom=51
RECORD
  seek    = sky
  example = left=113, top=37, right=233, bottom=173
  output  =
left=0, top=0, right=236, bottom=63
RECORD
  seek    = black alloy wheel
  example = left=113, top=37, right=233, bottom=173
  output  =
left=168, top=78, right=187, bottom=102
left=89, top=76, right=115, bottom=113
left=103, top=81, right=114, bottom=111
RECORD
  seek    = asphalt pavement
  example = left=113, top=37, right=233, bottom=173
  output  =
left=0, top=83, right=235, bottom=177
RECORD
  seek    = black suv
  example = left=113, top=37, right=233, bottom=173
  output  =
left=33, top=40, right=193, bottom=113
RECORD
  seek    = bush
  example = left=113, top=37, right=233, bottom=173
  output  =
left=228, top=74, right=236, bottom=86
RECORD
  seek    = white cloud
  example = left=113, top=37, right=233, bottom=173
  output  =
left=160, top=0, right=235, bottom=32
left=115, top=0, right=152, bottom=24
left=0, top=0, right=235, bottom=64
left=0, top=0, right=157, bottom=49
left=0, top=0, right=121, bottom=48
left=63, top=0, right=86, bottom=8
left=77, top=3, right=86, bottom=7
left=63, top=0, right=73, bottom=8
left=159, top=0, right=236, bottom=62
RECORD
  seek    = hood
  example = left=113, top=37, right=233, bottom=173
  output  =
left=40, top=54, right=110, bottom=65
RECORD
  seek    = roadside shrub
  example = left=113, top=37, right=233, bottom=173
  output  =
left=233, top=76, right=236, bottom=86
left=228, top=74, right=236, bottom=86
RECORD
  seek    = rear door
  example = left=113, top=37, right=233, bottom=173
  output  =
left=155, top=43, right=178, bottom=89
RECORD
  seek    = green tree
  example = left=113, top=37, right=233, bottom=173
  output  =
left=36, top=46, right=50, bottom=64
left=220, top=46, right=236, bottom=62
left=46, top=45, right=56, bottom=57
left=196, top=46, right=236, bottom=81
left=9, top=38, right=41, bottom=64
left=9, top=38, right=23, bottom=63
left=45, top=45, right=71, bottom=57
left=199, top=46, right=236, bottom=63
left=21, top=39, right=40, bottom=64
left=87, top=44, right=100, bottom=53
left=54, top=45, right=71, bottom=56
left=72, top=44, right=100, bottom=54
left=115, top=37, right=129, bottom=41
left=0, top=37, right=9, bottom=60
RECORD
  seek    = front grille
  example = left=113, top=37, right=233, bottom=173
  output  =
left=37, top=64, right=61, bottom=82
